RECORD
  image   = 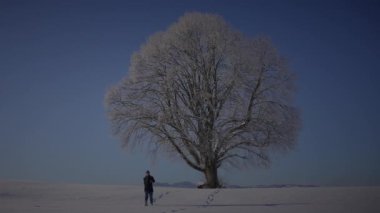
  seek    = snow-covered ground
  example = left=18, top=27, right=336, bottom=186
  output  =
left=1, top=180, right=379, bottom=213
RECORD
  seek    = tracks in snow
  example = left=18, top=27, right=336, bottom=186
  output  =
left=159, top=188, right=222, bottom=213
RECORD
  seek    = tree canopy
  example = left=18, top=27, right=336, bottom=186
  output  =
left=105, top=13, right=300, bottom=188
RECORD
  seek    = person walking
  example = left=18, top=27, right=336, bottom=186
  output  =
left=143, top=170, right=155, bottom=206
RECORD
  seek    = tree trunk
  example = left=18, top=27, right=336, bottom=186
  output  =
left=204, top=165, right=220, bottom=188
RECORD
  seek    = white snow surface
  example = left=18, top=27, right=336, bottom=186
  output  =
left=1, top=180, right=379, bottom=213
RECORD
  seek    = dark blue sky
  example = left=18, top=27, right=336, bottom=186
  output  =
left=1, top=0, right=379, bottom=186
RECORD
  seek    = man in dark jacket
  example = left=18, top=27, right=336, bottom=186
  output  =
left=143, top=170, right=155, bottom=206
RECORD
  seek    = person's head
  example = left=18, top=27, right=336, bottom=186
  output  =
left=146, top=170, right=150, bottom=176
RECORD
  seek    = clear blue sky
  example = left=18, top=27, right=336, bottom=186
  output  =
left=1, top=0, right=379, bottom=186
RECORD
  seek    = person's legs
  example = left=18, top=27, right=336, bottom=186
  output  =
left=144, top=191, right=148, bottom=206
left=149, top=191, right=154, bottom=205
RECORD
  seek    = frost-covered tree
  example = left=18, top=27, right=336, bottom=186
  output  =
left=105, top=13, right=300, bottom=188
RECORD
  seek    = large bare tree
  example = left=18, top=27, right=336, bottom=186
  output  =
left=105, top=13, right=300, bottom=188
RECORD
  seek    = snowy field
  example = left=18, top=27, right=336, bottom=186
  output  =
left=1, top=180, right=379, bottom=213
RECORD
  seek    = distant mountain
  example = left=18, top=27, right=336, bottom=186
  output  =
left=172, top=181, right=197, bottom=188
left=155, top=182, right=171, bottom=187
left=223, top=184, right=245, bottom=188
left=252, top=184, right=319, bottom=188
left=156, top=181, right=197, bottom=188
left=156, top=181, right=318, bottom=189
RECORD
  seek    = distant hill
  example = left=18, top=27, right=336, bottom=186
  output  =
left=156, top=181, right=197, bottom=188
left=252, top=184, right=319, bottom=188
left=156, top=181, right=318, bottom=189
